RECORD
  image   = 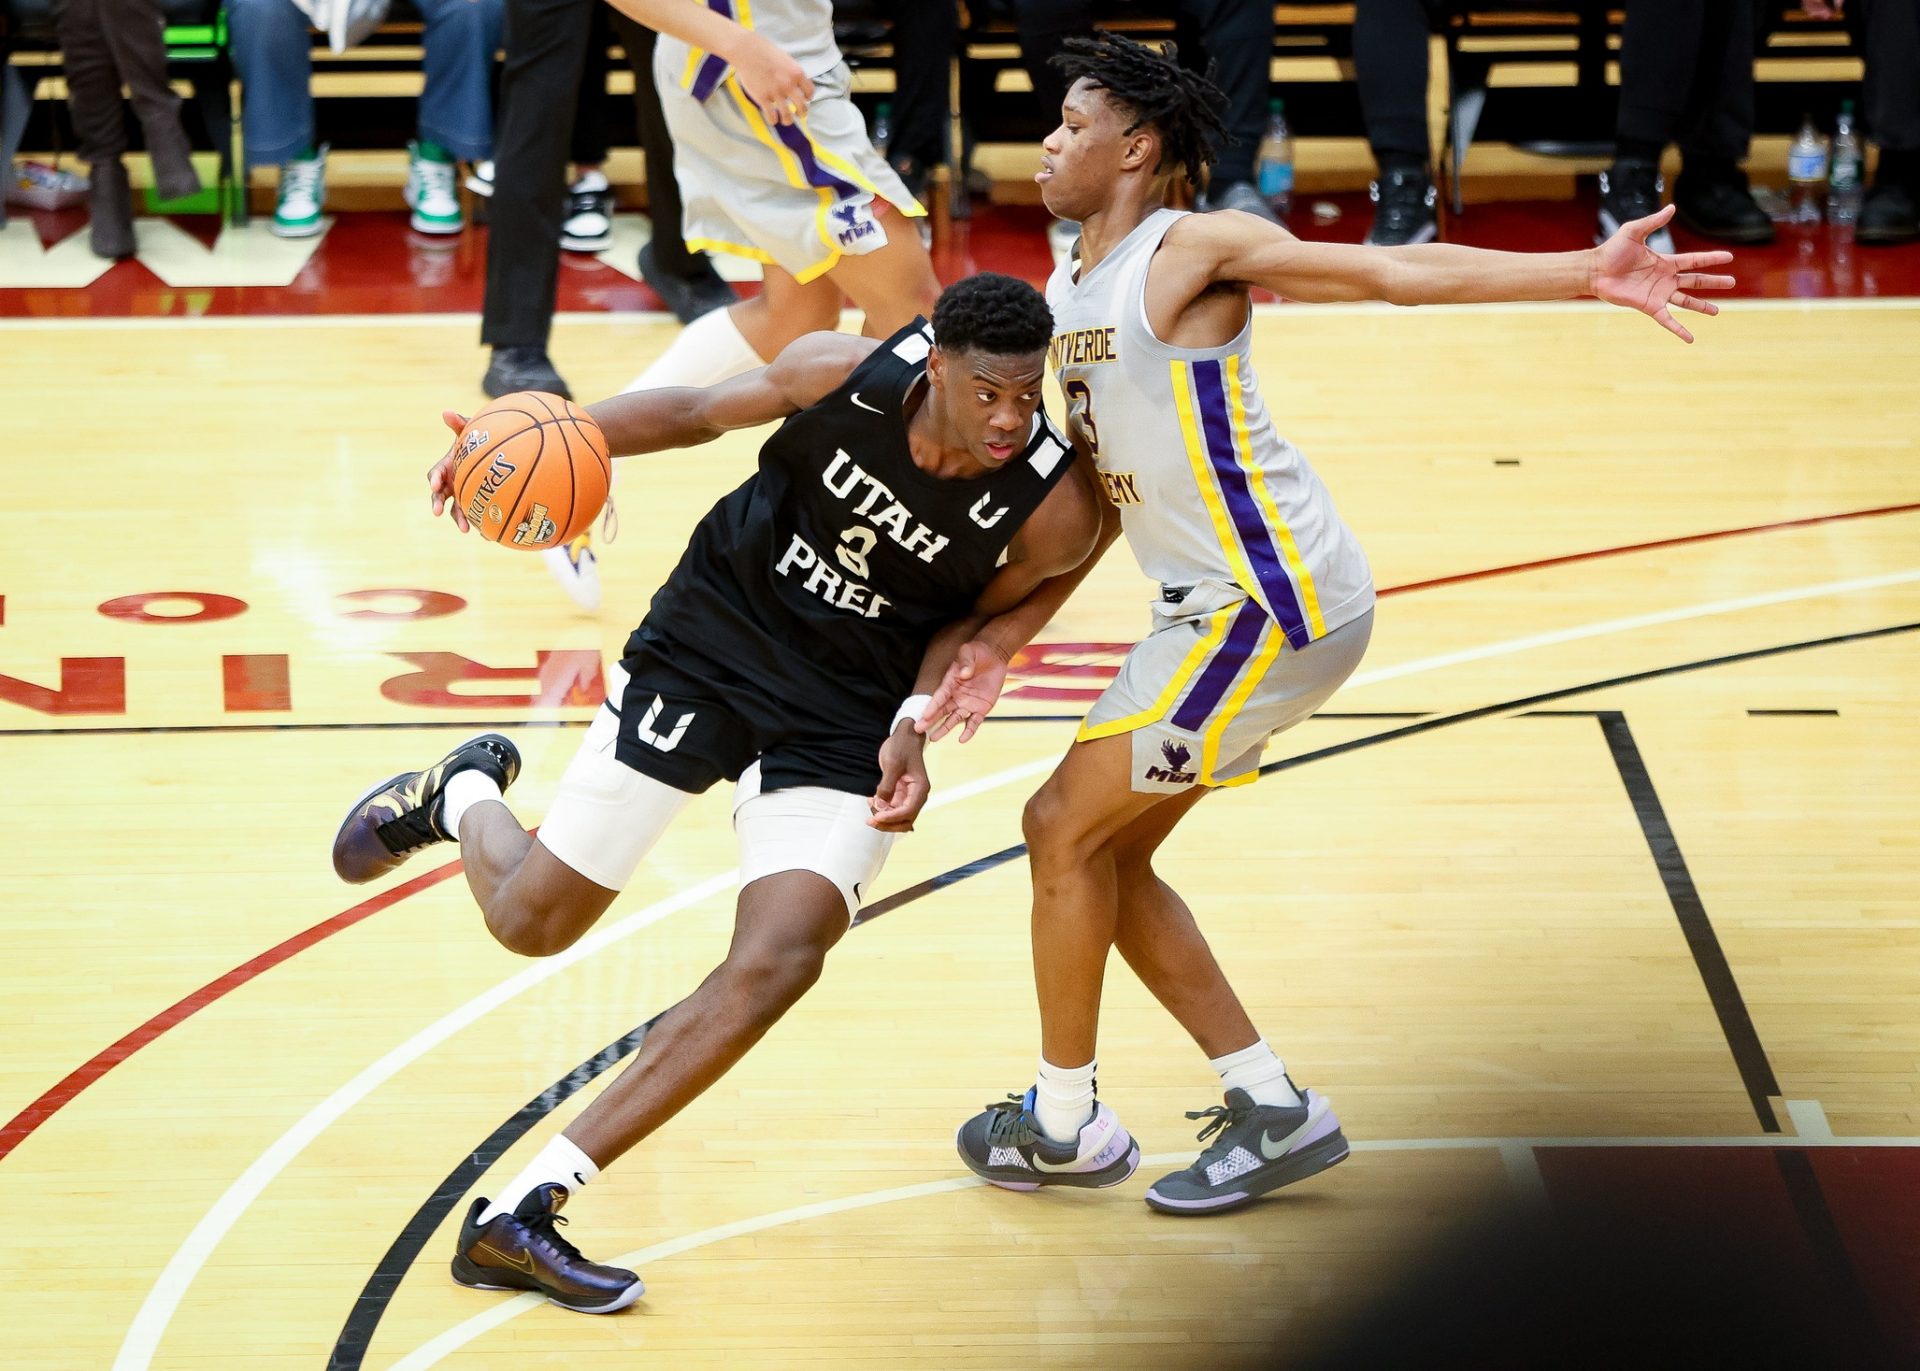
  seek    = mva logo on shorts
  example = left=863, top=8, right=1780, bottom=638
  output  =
left=1145, top=738, right=1196, bottom=785
left=832, top=202, right=878, bottom=247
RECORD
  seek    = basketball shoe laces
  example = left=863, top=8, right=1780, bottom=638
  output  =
left=519, top=1208, right=585, bottom=1265
left=283, top=156, right=323, bottom=205
left=1185, top=1097, right=1257, bottom=1164
left=413, top=154, right=456, bottom=207
left=982, top=1095, right=1044, bottom=1147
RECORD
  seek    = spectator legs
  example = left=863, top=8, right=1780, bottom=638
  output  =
left=416, top=0, right=505, bottom=162
left=1353, top=0, right=1447, bottom=174
left=1177, top=0, right=1272, bottom=188
left=227, top=0, right=317, bottom=169
left=606, top=13, right=703, bottom=278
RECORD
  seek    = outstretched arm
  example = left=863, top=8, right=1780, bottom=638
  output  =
left=429, top=331, right=873, bottom=530
left=1164, top=203, right=1735, bottom=343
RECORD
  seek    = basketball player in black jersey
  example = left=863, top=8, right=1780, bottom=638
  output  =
left=329, top=273, right=1100, bottom=1312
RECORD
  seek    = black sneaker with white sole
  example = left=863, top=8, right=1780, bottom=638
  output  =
left=1364, top=166, right=1438, bottom=246
left=1144, top=1085, right=1349, bottom=1215
left=560, top=170, right=614, bottom=252
left=956, top=1087, right=1140, bottom=1190
left=330, top=733, right=520, bottom=883
left=452, top=1182, right=642, bottom=1314
left=1597, top=160, right=1676, bottom=254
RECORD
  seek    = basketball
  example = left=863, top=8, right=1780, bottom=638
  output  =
left=451, top=392, right=611, bottom=550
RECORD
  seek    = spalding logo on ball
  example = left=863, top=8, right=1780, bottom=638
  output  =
left=451, top=392, right=611, bottom=550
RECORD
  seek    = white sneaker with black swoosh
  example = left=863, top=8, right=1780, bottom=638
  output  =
left=1144, top=1085, right=1349, bottom=1215
left=955, top=1087, right=1140, bottom=1190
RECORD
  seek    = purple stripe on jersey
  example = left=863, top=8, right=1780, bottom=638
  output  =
left=688, top=2, right=733, bottom=102
left=1170, top=598, right=1269, bottom=733
left=1191, top=359, right=1311, bottom=649
left=690, top=52, right=730, bottom=102
left=773, top=121, right=861, bottom=199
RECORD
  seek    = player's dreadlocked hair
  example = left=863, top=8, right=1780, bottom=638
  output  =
left=1053, top=31, right=1229, bottom=185
left=932, top=271, right=1055, bottom=357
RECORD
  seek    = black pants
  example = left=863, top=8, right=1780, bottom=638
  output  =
left=54, top=0, right=186, bottom=166
left=1849, top=0, right=1920, bottom=152
left=481, top=0, right=702, bottom=350
left=1013, top=0, right=1272, bottom=185
left=1356, top=0, right=1758, bottom=167
left=888, top=0, right=959, bottom=169
left=1615, top=0, right=1755, bottom=167
left=1353, top=0, right=1446, bottom=163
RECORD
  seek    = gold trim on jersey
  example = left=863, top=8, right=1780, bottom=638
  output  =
left=1198, top=617, right=1284, bottom=785
left=1075, top=604, right=1236, bottom=743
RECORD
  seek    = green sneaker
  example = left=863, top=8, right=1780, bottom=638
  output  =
left=271, top=145, right=327, bottom=239
left=406, top=139, right=464, bottom=235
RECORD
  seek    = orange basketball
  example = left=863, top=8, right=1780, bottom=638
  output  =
left=451, top=392, right=611, bottom=550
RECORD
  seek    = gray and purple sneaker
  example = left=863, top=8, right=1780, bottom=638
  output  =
left=956, top=1087, right=1140, bottom=1191
left=1144, top=1085, right=1349, bottom=1215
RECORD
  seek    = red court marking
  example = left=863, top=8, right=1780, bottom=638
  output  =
left=1380, top=502, right=1920, bottom=599
left=5, top=499, right=1917, bottom=1164
left=0, top=855, right=466, bottom=1164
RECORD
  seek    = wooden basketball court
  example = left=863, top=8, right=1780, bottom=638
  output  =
left=4, top=300, right=1917, bottom=1367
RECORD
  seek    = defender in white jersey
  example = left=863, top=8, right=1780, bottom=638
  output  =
left=949, top=33, right=1734, bottom=1213
left=549, top=0, right=941, bottom=613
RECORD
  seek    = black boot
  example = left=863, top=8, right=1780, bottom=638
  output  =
left=482, top=346, right=571, bottom=400
left=1858, top=153, right=1920, bottom=245
left=88, top=159, right=136, bottom=260
left=140, top=113, right=203, bottom=203
left=1673, top=164, right=1774, bottom=245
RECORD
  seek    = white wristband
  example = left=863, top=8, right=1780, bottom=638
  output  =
left=891, top=694, right=933, bottom=734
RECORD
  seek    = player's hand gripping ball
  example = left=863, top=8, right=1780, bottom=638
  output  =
left=448, top=392, right=611, bottom=549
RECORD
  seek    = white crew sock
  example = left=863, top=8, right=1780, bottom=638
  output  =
left=480, top=1134, right=601, bottom=1221
left=620, top=302, right=766, bottom=393
left=1033, top=1056, right=1097, bottom=1145
left=1210, top=1038, right=1302, bottom=1109
left=440, top=768, right=503, bottom=838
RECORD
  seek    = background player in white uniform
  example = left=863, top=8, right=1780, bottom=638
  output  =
left=333, top=276, right=1099, bottom=1310
left=947, top=33, right=1735, bottom=1212
left=545, top=0, right=942, bottom=610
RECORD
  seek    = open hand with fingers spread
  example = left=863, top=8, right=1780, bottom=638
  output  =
left=1590, top=205, right=1737, bottom=343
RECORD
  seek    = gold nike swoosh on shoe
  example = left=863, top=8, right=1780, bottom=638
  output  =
left=473, top=1242, right=539, bottom=1276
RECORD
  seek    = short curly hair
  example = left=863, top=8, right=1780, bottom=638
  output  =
left=931, top=271, right=1054, bottom=358
left=1054, top=31, right=1229, bottom=185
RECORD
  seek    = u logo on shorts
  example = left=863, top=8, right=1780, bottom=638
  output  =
left=636, top=695, right=696, bottom=753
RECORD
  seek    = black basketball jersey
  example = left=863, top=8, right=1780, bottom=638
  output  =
left=636, top=319, right=1075, bottom=725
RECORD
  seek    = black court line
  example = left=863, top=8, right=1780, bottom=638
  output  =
left=328, top=618, right=1917, bottom=1368
left=1747, top=708, right=1841, bottom=717
left=0, top=710, right=1434, bottom=738
left=325, top=1017, right=660, bottom=1371
left=852, top=845, right=1028, bottom=927
left=1255, top=620, right=1919, bottom=778
left=1772, top=1149, right=1886, bottom=1361
left=1595, top=711, right=1782, bottom=1133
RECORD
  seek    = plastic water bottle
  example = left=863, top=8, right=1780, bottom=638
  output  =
left=1786, top=114, right=1828, bottom=225
left=1829, top=100, right=1864, bottom=226
left=1256, top=99, right=1294, bottom=219
left=870, top=102, right=892, bottom=160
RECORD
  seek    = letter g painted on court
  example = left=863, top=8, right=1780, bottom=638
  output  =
left=636, top=695, right=695, bottom=752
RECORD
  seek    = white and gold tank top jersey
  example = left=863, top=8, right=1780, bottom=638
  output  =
left=667, top=0, right=843, bottom=103
left=1047, top=208, right=1375, bottom=649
